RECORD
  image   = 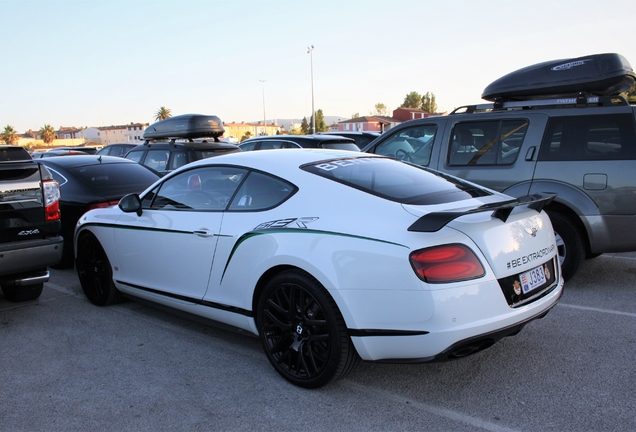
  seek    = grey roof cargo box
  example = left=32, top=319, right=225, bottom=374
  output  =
left=482, top=53, right=635, bottom=102
left=144, top=114, right=225, bottom=140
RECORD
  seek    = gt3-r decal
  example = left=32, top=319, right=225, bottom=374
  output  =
left=254, top=217, right=319, bottom=230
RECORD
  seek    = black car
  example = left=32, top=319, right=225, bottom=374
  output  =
left=50, top=146, right=99, bottom=155
left=315, top=131, right=381, bottom=149
left=96, top=143, right=137, bottom=157
left=239, top=134, right=360, bottom=151
left=37, top=155, right=161, bottom=267
left=32, top=149, right=89, bottom=158
left=126, top=114, right=241, bottom=176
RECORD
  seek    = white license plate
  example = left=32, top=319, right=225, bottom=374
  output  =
left=520, top=264, right=546, bottom=294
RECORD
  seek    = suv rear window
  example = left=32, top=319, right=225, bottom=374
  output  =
left=302, top=156, right=491, bottom=205
left=539, top=114, right=636, bottom=161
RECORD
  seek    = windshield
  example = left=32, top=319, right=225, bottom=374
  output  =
left=302, top=156, right=491, bottom=205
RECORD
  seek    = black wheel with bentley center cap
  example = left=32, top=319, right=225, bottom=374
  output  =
left=76, top=232, right=121, bottom=306
left=257, top=270, right=360, bottom=388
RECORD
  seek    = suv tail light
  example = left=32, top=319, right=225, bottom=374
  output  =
left=409, top=244, right=485, bottom=283
left=43, top=179, right=61, bottom=221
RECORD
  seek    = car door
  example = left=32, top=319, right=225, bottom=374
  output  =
left=113, top=165, right=247, bottom=300
left=368, top=121, right=443, bottom=167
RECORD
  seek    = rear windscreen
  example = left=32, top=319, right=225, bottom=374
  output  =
left=69, top=163, right=159, bottom=197
left=302, top=156, right=491, bottom=205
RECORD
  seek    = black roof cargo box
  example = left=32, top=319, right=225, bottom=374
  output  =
left=482, top=53, right=635, bottom=102
left=144, top=114, right=225, bottom=140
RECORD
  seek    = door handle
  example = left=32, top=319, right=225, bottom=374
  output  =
left=193, top=229, right=214, bottom=238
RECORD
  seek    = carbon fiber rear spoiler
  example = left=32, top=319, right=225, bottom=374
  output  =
left=408, top=193, right=557, bottom=233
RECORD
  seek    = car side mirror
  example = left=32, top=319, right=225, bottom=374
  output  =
left=119, top=193, right=143, bottom=216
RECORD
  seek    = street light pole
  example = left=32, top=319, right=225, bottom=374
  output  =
left=307, top=45, right=315, bottom=134
left=259, top=79, right=267, bottom=136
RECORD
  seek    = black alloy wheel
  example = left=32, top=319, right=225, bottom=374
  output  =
left=546, top=210, right=585, bottom=282
left=76, top=232, right=121, bottom=306
left=257, top=270, right=360, bottom=388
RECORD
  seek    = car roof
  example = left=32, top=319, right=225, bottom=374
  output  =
left=175, top=148, right=382, bottom=176
left=127, top=141, right=241, bottom=151
left=36, top=154, right=141, bottom=168
left=243, top=134, right=355, bottom=143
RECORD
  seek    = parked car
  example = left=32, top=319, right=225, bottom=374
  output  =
left=31, top=149, right=89, bottom=158
left=239, top=134, right=360, bottom=151
left=96, top=143, right=136, bottom=157
left=363, top=53, right=636, bottom=280
left=316, top=131, right=381, bottom=149
left=75, top=148, right=562, bottom=388
left=50, top=146, right=99, bottom=155
left=37, top=155, right=160, bottom=267
left=126, top=114, right=241, bottom=176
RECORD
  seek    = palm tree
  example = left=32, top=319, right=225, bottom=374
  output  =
left=154, top=106, right=172, bottom=122
left=39, top=124, right=56, bottom=145
left=2, top=125, right=18, bottom=145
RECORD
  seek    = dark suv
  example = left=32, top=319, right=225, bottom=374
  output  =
left=316, top=131, right=380, bottom=149
left=239, top=134, right=360, bottom=151
left=364, top=53, right=636, bottom=280
left=126, top=114, right=240, bottom=176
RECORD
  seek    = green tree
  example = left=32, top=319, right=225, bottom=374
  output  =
left=372, top=103, right=388, bottom=116
left=351, top=113, right=360, bottom=118
left=39, top=124, right=55, bottom=145
left=2, top=125, right=18, bottom=145
left=300, top=117, right=309, bottom=134
left=240, top=131, right=252, bottom=142
left=401, top=91, right=422, bottom=109
left=625, top=82, right=636, bottom=103
left=420, top=92, right=438, bottom=113
left=154, top=106, right=172, bottom=122
left=313, top=109, right=328, bottom=132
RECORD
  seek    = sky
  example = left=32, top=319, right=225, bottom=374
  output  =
left=2, top=0, right=636, bottom=132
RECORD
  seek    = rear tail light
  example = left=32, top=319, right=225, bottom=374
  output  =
left=409, top=244, right=485, bottom=283
left=43, top=179, right=61, bottom=221
left=87, top=200, right=120, bottom=211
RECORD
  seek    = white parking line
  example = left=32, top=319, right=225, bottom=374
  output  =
left=344, top=382, right=520, bottom=432
left=558, top=303, right=636, bottom=318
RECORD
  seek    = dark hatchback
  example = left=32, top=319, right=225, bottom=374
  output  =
left=37, top=155, right=160, bottom=267
left=239, top=134, right=360, bottom=151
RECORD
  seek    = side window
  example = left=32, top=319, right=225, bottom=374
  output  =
left=169, top=151, right=189, bottom=170
left=144, top=150, right=170, bottom=172
left=373, top=124, right=437, bottom=167
left=143, top=166, right=247, bottom=211
left=229, top=171, right=296, bottom=211
left=448, top=120, right=528, bottom=166
left=539, top=114, right=636, bottom=161
left=240, top=141, right=258, bottom=151
left=259, top=140, right=286, bottom=150
left=125, top=150, right=144, bottom=163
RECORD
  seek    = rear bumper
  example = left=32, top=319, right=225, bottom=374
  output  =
left=0, top=236, right=64, bottom=279
left=347, top=275, right=564, bottom=362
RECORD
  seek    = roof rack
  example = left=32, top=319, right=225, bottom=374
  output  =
left=450, top=94, right=628, bottom=115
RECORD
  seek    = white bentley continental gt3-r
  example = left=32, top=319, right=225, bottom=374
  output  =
left=75, top=149, right=563, bottom=388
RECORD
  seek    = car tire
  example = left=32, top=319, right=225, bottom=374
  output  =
left=76, top=232, right=121, bottom=306
left=546, top=211, right=585, bottom=281
left=257, top=270, right=360, bottom=388
left=1, top=283, right=43, bottom=302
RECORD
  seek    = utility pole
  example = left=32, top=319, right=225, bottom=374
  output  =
left=259, top=79, right=267, bottom=136
left=307, top=45, right=315, bottom=134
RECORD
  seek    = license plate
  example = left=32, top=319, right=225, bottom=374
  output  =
left=520, top=264, right=546, bottom=294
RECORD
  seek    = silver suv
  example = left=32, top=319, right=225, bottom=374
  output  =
left=364, top=54, right=636, bottom=280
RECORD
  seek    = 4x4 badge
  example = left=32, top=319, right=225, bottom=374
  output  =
left=524, top=227, right=539, bottom=237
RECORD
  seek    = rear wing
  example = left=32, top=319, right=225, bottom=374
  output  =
left=408, top=193, right=556, bottom=233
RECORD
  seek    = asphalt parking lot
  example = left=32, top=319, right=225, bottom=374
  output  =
left=1, top=253, right=635, bottom=431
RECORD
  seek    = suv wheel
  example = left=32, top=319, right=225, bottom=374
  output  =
left=547, top=211, right=585, bottom=281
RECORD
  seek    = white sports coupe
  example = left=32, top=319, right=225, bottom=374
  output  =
left=75, top=149, right=563, bottom=388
